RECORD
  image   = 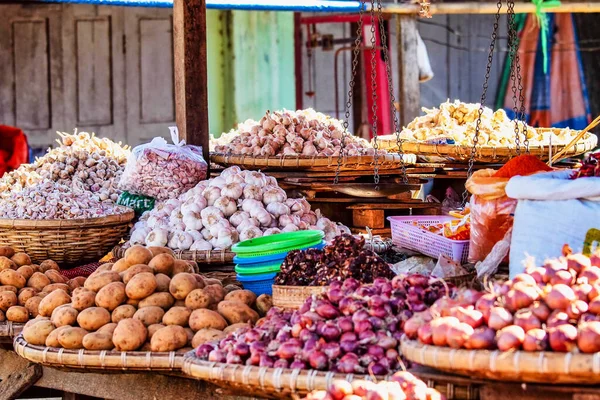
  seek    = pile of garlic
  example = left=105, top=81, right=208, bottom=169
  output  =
left=212, top=108, right=385, bottom=157
left=129, top=166, right=349, bottom=251
left=0, top=131, right=130, bottom=203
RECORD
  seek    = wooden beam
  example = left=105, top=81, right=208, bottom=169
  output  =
left=0, top=362, right=42, bottom=400
left=173, top=0, right=210, bottom=161
left=396, top=15, right=420, bottom=127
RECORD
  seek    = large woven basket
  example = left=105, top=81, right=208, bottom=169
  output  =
left=113, top=243, right=234, bottom=265
left=210, top=152, right=412, bottom=171
left=0, top=210, right=134, bottom=265
left=271, top=285, right=327, bottom=309
left=13, top=335, right=183, bottom=371
left=377, top=129, right=598, bottom=163
left=401, top=338, right=600, bottom=384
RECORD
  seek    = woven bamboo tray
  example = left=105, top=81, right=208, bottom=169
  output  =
left=0, top=321, right=23, bottom=338
left=13, top=335, right=183, bottom=371
left=0, top=210, right=134, bottom=265
left=401, top=338, right=600, bottom=384
left=377, top=130, right=598, bottom=163
left=210, top=152, right=411, bottom=171
left=113, top=243, right=234, bottom=265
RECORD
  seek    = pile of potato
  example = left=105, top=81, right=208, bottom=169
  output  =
left=21, top=245, right=272, bottom=353
left=0, top=247, right=85, bottom=324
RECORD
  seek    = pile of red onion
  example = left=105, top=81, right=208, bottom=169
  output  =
left=409, top=247, right=600, bottom=353
left=196, top=275, right=453, bottom=374
left=303, top=372, right=445, bottom=400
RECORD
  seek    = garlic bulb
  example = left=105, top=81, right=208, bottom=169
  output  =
left=297, top=221, right=309, bottom=230
left=279, top=214, right=300, bottom=227
left=182, top=196, right=207, bottom=214
left=245, top=171, right=267, bottom=187
left=170, top=221, right=186, bottom=232
left=241, top=199, right=263, bottom=214
left=266, top=176, right=278, bottom=187
left=169, top=208, right=184, bottom=224
left=200, top=206, right=224, bottom=227
left=209, top=219, right=232, bottom=237
left=182, top=205, right=203, bottom=231
left=213, top=196, right=237, bottom=217
left=175, top=230, right=194, bottom=250
left=243, top=184, right=262, bottom=201
left=262, top=187, right=287, bottom=205
left=201, top=228, right=213, bottom=241
left=239, top=226, right=263, bottom=241
left=214, top=227, right=238, bottom=250
left=130, top=227, right=151, bottom=245
left=263, top=227, right=281, bottom=236
left=132, top=220, right=148, bottom=232
left=187, top=229, right=203, bottom=242
left=317, top=216, right=336, bottom=232
left=282, top=224, right=299, bottom=233
left=221, top=166, right=242, bottom=180
left=225, top=173, right=246, bottom=186
left=300, top=211, right=318, bottom=226
left=251, top=208, right=273, bottom=227
left=230, top=211, right=250, bottom=227
left=190, top=239, right=213, bottom=251
left=203, top=186, right=222, bottom=206
left=209, top=176, right=226, bottom=189
left=221, top=182, right=243, bottom=200
left=337, top=223, right=351, bottom=235
left=236, top=218, right=259, bottom=233
left=167, top=232, right=179, bottom=249
left=165, top=198, right=181, bottom=209
left=286, top=198, right=310, bottom=215
left=266, top=202, right=290, bottom=218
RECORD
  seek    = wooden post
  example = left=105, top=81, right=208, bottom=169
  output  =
left=173, top=0, right=209, bottom=162
left=396, top=15, right=420, bottom=127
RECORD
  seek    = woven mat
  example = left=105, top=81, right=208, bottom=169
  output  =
left=59, top=259, right=116, bottom=279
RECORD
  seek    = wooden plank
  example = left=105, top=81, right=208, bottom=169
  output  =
left=0, top=362, right=42, bottom=400
left=353, top=209, right=385, bottom=228
left=396, top=15, right=420, bottom=126
left=173, top=0, right=209, bottom=161
left=347, top=202, right=441, bottom=210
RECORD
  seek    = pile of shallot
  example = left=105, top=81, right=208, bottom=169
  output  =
left=194, top=276, right=453, bottom=374
left=303, top=373, right=445, bottom=400
left=407, top=246, right=600, bottom=353
left=129, top=166, right=349, bottom=251
left=212, top=109, right=385, bottom=157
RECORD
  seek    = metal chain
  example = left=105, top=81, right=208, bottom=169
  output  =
left=506, top=0, right=521, bottom=155
left=369, top=0, right=380, bottom=185
left=512, top=4, right=528, bottom=153
left=377, top=0, right=408, bottom=183
left=334, top=1, right=366, bottom=184
left=462, top=0, right=503, bottom=206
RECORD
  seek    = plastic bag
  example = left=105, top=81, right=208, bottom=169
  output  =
left=119, top=127, right=207, bottom=200
left=465, top=169, right=517, bottom=263
left=432, top=254, right=468, bottom=278
left=475, top=228, right=512, bottom=280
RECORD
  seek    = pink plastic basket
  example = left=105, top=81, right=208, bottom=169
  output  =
left=388, top=216, right=470, bottom=264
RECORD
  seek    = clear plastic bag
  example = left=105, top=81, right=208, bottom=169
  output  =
left=465, top=169, right=517, bottom=263
left=118, top=128, right=208, bottom=200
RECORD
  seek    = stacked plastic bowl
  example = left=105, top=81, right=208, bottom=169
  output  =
left=231, top=230, right=325, bottom=295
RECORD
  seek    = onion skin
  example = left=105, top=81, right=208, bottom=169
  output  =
left=505, top=283, right=539, bottom=311
left=566, top=299, right=589, bottom=320
left=451, top=306, right=484, bottom=329
left=404, top=312, right=430, bottom=340
left=417, top=323, right=433, bottom=345
left=530, top=301, right=551, bottom=322
left=465, top=327, right=496, bottom=350
left=579, top=266, right=600, bottom=285
left=548, top=325, right=578, bottom=352
left=488, top=307, right=513, bottom=331
left=550, top=269, right=576, bottom=286
left=573, top=283, right=593, bottom=302
left=496, top=325, right=525, bottom=351
left=547, top=310, right=571, bottom=328
left=567, top=253, right=591, bottom=274
left=528, top=267, right=548, bottom=284
left=475, top=293, right=496, bottom=323
left=522, top=328, right=549, bottom=352
left=544, top=284, right=576, bottom=310
left=431, top=317, right=459, bottom=347
left=514, top=309, right=542, bottom=332
left=446, top=322, right=474, bottom=349
left=577, top=321, right=600, bottom=353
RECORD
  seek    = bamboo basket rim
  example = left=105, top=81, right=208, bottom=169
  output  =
left=0, top=209, right=135, bottom=229
left=210, top=152, right=414, bottom=170
left=113, top=243, right=235, bottom=264
left=0, top=321, right=24, bottom=338
left=377, top=130, right=598, bottom=162
left=13, top=334, right=184, bottom=371
left=400, top=337, right=600, bottom=384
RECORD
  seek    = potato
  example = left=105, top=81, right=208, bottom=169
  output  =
left=126, top=298, right=140, bottom=307
left=71, top=287, right=96, bottom=311
left=38, top=289, right=70, bottom=317
left=184, top=328, right=194, bottom=345
left=46, top=325, right=70, bottom=347
left=84, top=271, right=121, bottom=292
left=24, top=315, right=48, bottom=329
left=0, top=257, right=16, bottom=272
left=217, top=301, right=259, bottom=325
left=223, top=323, right=251, bottom=335
left=0, top=269, right=26, bottom=289
left=0, top=247, right=15, bottom=258
left=225, top=290, right=256, bottom=307
left=67, top=277, right=86, bottom=292
left=191, top=328, right=226, bottom=348
left=6, top=306, right=28, bottom=323
left=203, top=278, right=222, bottom=286
left=125, top=272, right=157, bottom=300
left=150, top=325, right=188, bottom=352
left=121, top=264, right=153, bottom=285
left=148, top=323, right=166, bottom=339
left=155, top=274, right=171, bottom=293
left=124, top=245, right=153, bottom=266
left=188, top=261, right=198, bottom=273
left=256, top=294, right=273, bottom=316
left=98, top=263, right=114, bottom=273
left=138, top=292, right=174, bottom=310
left=111, top=304, right=136, bottom=323
left=11, top=252, right=31, bottom=267
left=148, top=253, right=175, bottom=276
left=224, top=284, right=242, bottom=294
left=17, top=288, right=37, bottom=306
left=111, top=258, right=131, bottom=273
left=42, top=283, right=70, bottom=294
left=95, top=282, right=126, bottom=311
left=0, top=285, right=17, bottom=294
left=51, top=305, right=78, bottom=327
left=77, top=307, right=111, bottom=331
left=23, top=320, right=55, bottom=345
left=97, top=322, right=117, bottom=336
left=0, top=310, right=4, bottom=322
left=82, top=332, right=114, bottom=350
left=112, top=318, right=147, bottom=351
left=16, top=266, right=34, bottom=281
left=203, top=284, right=226, bottom=304
left=172, top=260, right=193, bottom=276
left=169, top=273, right=197, bottom=300
left=25, top=272, right=49, bottom=291
left=58, top=327, right=88, bottom=349
left=147, top=246, right=175, bottom=258
left=188, top=309, right=227, bottom=332
left=40, top=260, right=60, bottom=272
left=45, top=269, right=67, bottom=284
left=0, top=291, right=18, bottom=312
left=29, top=264, right=42, bottom=273
left=24, top=296, right=42, bottom=317
left=162, top=306, right=191, bottom=326
left=185, top=289, right=211, bottom=310
left=192, top=274, right=206, bottom=288
left=133, top=306, right=164, bottom=327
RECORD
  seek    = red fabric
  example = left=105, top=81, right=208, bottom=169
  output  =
left=0, top=125, right=29, bottom=177
left=59, top=259, right=116, bottom=279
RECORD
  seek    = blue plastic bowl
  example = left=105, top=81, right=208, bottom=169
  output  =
left=236, top=272, right=277, bottom=296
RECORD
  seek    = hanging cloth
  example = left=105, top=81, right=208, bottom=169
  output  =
left=496, top=14, right=591, bottom=130
left=0, top=125, right=29, bottom=177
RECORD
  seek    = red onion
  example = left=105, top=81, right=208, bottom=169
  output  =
left=574, top=283, right=594, bottom=302
left=339, top=297, right=362, bottom=316
left=579, top=266, right=600, bottom=285
left=522, top=328, right=548, bottom=351
left=566, top=299, right=589, bottom=320
left=530, top=301, right=550, bottom=322
left=567, top=253, right=591, bottom=274
left=233, top=343, right=250, bottom=357
left=247, top=352, right=261, bottom=366
left=406, top=274, right=429, bottom=287
left=505, top=283, right=539, bottom=311
left=352, top=309, right=370, bottom=324
left=452, top=306, right=484, bottom=329
left=351, top=380, right=377, bottom=396
left=337, top=316, right=354, bottom=333
left=589, top=296, right=600, bottom=314
left=577, top=321, right=600, bottom=353
left=391, top=275, right=406, bottom=290
left=259, top=354, right=275, bottom=367
left=431, top=316, right=459, bottom=347
left=359, top=353, right=375, bottom=367
left=315, top=300, right=340, bottom=319
left=328, top=380, right=353, bottom=400
left=340, top=332, right=357, bottom=342
left=226, top=353, right=242, bottom=364
left=465, top=327, right=495, bottom=350
left=417, top=323, right=433, bottom=345
left=446, top=322, right=474, bottom=349
left=354, top=320, right=373, bottom=334
left=321, top=342, right=342, bottom=359
left=580, top=313, right=600, bottom=324
left=318, top=323, right=341, bottom=341
left=386, top=348, right=399, bottom=363
left=208, top=349, right=226, bottom=362
left=528, top=267, right=548, bottom=284
left=545, top=284, right=576, bottom=310
left=276, top=329, right=291, bottom=342
left=359, top=330, right=377, bottom=345
left=326, top=288, right=344, bottom=305
left=512, top=273, right=538, bottom=287
left=544, top=259, right=568, bottom=282
left=547, top=310, right=570, bottom=327
left=550, top=269, right=576, bottom=286
left=514, top=309, right=542, bottom=332
left=404, top=312, right=431, bottom=340
left=250, top=341, right=265, bottom=354
left=385, top=315, right=400, bottom=332
left=369, top=295, right=385, bottom=308
left=340, top=340, right=358, bottom=354
left=341, top=278, right=360, bottom=293
left=411, top=302, right=428, bottom=313
left=368, top=362, right=388, bottom=376
left=496, top=325, right=525, bottom=351
left=291, top=323, right=303, bottom=338
left=244, top=329, right=261, bottom=342
left=300, top=311, right=323, bottom=329
left=488, top=307, right=513, bottom=331
left=277, top=341, right=302, bottom=359
left=308, top=351, right=328, bottom=370
left=299, top=329, right=319, bottom=343
left=430, top=297, right=459, bottom=317
left=273, top=359, right=289, bottom=369
left=336, top=353, right=360, bottom=373
left=367, top=345, right=385, bottom=359
left=548, top=324, right=578, bottom=352
left=475, top=293, right=496, bottom=322
left=368, top=316, right=385, bottom=330
left=376, top=332, right=398, bottom=350
left=457, top=289, right=484, bottom=306
left=195, top=344, right=215, bottom=358
left=290, top=358, right=307, bottom=369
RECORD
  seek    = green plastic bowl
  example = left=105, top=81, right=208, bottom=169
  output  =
left=235, top=262, right=282, bottom=275
left=231, top=230, right=324, bottom=257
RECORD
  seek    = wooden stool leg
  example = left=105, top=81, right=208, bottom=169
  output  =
left=0, top=362, right=41, bottom=400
